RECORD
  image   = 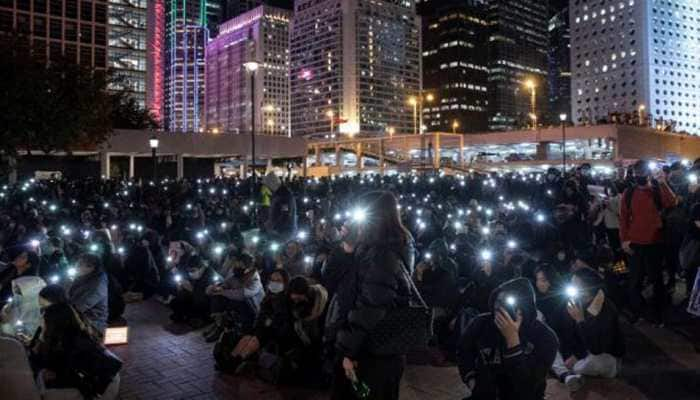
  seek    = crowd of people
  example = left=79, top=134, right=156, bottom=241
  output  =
left=1, top=158, right=700, bottom=400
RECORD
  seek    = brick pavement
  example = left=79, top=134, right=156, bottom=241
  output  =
left=111, top=300, right=700, bottom=400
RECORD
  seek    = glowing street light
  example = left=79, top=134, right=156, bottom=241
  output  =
left=244, top=60, right=260, bottom=192
left=524, top=79, right=537, bottom=130
left=452, top=120, right=460, bottom=134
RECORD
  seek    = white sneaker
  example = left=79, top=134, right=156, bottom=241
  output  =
left=565, top=374, right=584, bottom=392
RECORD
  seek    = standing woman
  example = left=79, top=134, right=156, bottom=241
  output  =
left=333, top=191, right=415, bottom=400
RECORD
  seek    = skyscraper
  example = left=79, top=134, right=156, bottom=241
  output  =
left=163, top=0, right=209, bottom=132
left=205, top=5, right=291, bottom=136
left=570, top=0, right=700, bottom=134
left=547, top=3, right=570, bottom=122
left=107, top=0, right=148, bottom=108
left=421, top=0, right=489, bottom=133
left=486, top=0, right=549, bottom=131
left=290, top=0, right=422, bottom=138
left=0, top=0, right=108, bottom=69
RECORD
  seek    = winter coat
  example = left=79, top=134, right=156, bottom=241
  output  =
left=575, top=297, right=625, bottom=358
left=68, top=270, right=109, bottom=334
left=254, top=293, right=293, bottom=348
left=219, top=271, right=265, bottom=314
left=335, top=238, right=415, bottom=359
left=457, top=278, right=558, bottom=400
left=266, top=184, right=297, bottom=238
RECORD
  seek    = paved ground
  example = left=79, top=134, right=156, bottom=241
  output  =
left=112, top=300, right=700, bottom=400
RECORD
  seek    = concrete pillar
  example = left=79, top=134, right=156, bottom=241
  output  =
left=128, top=155, right=135, bottom=179
left=314, top=145, right=321, bottom=166
left=585, top=139, right=593, bottom=159
left=99, top=152, right=110, bottom=179
left=8, top=156, right=17, bottom=184
left=302, top=154, right=308, bottom=178
left=177, top=154, right=185, bottom=180
left=433, top=133, right=441, bottom=170
left=266, top=158, right=273, bottom=174
left=536, top=142, right=550, bottom=161
left=356, top=143, right=363, bottom=172
left=379, top=139, right=385, bottom=175
left=240, top=158, right=248, bottom=178
left=459, top=135, right=465, bottom=168
left=335, top=145, right=341, bottom=167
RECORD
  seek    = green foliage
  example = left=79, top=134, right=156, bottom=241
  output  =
left=0, top=33, right=157, bottom=157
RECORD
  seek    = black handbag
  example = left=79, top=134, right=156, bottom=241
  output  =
left=67, top=334, right=123, bottom=398
left=366, top=253, right=433, bottom=356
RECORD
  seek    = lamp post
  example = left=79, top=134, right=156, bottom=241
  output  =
left=326, top=109, right=335, bottom=139
left=452, top=120, right=460, bottom=134
left=244, top=61, right=259, bottom=192
left=408, top=96, right=418, bottom=135
left=559, top=113, right=567, bottom=174
left=524, top=79, right=537, bottom=130
left=638, top=104, right=646, bottom=126
left=149, top=134, right=159, bottom=181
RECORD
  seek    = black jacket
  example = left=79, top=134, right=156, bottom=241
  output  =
left=254, top=293, right=293, bottom=349
left=576, top=298, right=625, bottom=358
left=267, top=184, right=297, bottom=238
left=457, top=278, right=558, bottom=400
left=335, top=238, right=415, bottom=359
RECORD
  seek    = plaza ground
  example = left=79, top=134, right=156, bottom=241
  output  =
left=112, top=300, right=700, bottom=400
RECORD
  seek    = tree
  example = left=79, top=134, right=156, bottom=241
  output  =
left=0, top=33, right=157, bottom=160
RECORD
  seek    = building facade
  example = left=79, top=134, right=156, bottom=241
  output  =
left=547, top=3, right=570, bottom=122
left=205, top=5, right=291, bottom=136
left=107, top=0, right=147, bottom=107
left=0, top=0, right=108, bottom=69
left=421, top=0, right=489, bottom=133
left=571, top=0, right=700, bottom=135
left=290, top=0, right=421, bottom=138
left=486, top=0, right=549, bottom=131
left=163, top=0, right=209, bottom=132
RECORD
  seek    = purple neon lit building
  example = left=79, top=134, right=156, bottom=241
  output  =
left=205, top=5, right=291, bottom=136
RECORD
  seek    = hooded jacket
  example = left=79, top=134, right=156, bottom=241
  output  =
left=416, top=239, right=459, bottom=308
left=457, top=278, right=558, bottom=400
left=266, top=184, right=298, bottom=238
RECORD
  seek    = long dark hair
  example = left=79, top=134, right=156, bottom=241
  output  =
left=41, top=303, right=91, bottom=351
left=358, top=191, right=410, bottom=248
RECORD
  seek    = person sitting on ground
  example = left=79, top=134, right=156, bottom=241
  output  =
left=28, top=285, right=121, bottom=399
left=275, top=240, right=308, bottom=278
left=457, top=278, right=558, bottom=400
left=170, top=256, right=217, bottom=328
left=66, top=253, right=109, bottom=336
left=203, top=253, right=264, bottom=341
left=0, top=249, right=40, bottom=308
left=532, top=265, right=587, bottom=392
left=561, top=267, right=625, bottom=380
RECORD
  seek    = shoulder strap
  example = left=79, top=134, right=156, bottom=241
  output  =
left=392, top=250, right=429, bottom=310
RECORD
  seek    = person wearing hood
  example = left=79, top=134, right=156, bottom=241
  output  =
left=66, top=253, right=109, bottom=335
left=561, top=267, right=624, bottom=380
left=415, top=239, right=459, bottom=311
left=263, top=173, right=298, bottom=240
left=203, top=253, right=264, bottom=341
left=0, top=249, right=40, bottom=308
left=457, top=278, right=558, bottom=400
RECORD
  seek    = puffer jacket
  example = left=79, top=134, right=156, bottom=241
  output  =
left=457, top=278, right=558, bottom=400
left=335, top=238, right=415, bottom=359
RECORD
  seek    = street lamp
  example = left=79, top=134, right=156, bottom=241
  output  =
left=408, top=96, right=418, bottom=135
left=559, top=113, right=567, bottom=174
left=529, top=113, right=538, bottom=130
left=638, top=104, right=646, bottom=126
left=149, top=134, right=159, bottom=181
left=452, top=120, right=460, bottom=134
left=244, top=61, right=259, bottom=191
left=387, top=126, right=395, bottom=138
left=524, top=79, right=537, bottom=130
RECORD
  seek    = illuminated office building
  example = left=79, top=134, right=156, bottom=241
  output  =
left=486, top=0, right=549, bottom=131
left=163, top=0, right=209, bottom=132
left=108, top=0, right=147, bottom=107
left=548, top=2, right=570, bottom=122
left=205, top=5, right=291, bottom=136
left=421, top=0, right=489, bottom=133
left=571, top=0, right=700, bottom=134
left=0, top=0, right=108, bottom=69
left=290, top=0, right=422, bottom=138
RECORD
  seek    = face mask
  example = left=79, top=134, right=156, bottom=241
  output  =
left=557, top=251, right=567, bottom=262
left=268, top=282, right=285, bottom=294
left=547, top=174, right=556, bottom=181
left=188, top=269, right=204, bottom=280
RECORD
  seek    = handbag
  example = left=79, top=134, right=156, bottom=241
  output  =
left=366, top=252, right=433, bottom=356
left=67, top=334, right=123, bottom=398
